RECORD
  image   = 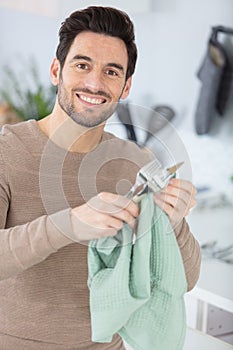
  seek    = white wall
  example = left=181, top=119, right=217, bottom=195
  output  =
left=130, top=0, right=233, bottom=199
left=130, top=0, right=233, bottom=124
left=0, top=7, right=58, bottom=85
left=0, top=0, right=233, bottom=198
left=1, top=0, right=232, bottom=117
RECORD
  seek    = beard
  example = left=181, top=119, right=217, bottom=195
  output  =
left=57, top=78, right=122, bottom=128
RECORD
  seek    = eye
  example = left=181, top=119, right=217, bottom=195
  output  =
left=105, top=69, right=118, bottom=77
left=76, top=63, right=88, bottom=70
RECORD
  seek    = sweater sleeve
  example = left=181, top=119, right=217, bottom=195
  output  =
left=174, top=219, right=201, bottom=292
left=0, top=150, right=72, bottom=281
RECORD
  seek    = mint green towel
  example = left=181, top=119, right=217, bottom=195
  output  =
left=88, top=193, right=187, bottom=350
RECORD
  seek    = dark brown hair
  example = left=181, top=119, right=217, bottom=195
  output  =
left=56, top=6, right=137, bottom=80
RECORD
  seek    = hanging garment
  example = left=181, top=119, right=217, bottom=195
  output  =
left=88, top=193, right=187, bottom=350
left=195, top=26, right=233, bottom=135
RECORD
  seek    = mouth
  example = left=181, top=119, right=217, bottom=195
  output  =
left=76, top=93, right=107, bottom=106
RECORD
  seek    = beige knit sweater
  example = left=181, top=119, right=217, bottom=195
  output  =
left=0, top=120, right=201, bottom=350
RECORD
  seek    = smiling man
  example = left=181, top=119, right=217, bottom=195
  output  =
left=0, top=6, right=200, bottom=350
left=53, top=32, right=131, bottom=128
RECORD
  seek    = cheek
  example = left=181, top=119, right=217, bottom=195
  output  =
left=121, top=78, right=131, bottom=99
left=110, top=81, right=128, bottom=98
left=59, top=67, right=76, bottom=88
left=58, top=76, right=74, bottom=95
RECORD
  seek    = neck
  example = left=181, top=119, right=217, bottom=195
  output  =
left=38, top=110, right=105, bottom=153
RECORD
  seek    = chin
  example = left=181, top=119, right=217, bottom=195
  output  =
left=69, top=112, right=110, bottom=128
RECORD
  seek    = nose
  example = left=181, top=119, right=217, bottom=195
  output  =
left=83, top=69, right=105, bottom=93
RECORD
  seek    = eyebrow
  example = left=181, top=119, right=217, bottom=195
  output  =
left=71, top=55, right=92, bottom=62
left=70, top=55, right=125, bottom=73
left=107, top=62, right=125, bottom=73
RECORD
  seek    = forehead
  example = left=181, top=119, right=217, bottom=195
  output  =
left=66, top=31, right=128, bottom=67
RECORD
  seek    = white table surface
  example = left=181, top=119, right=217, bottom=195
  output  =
left=187, top=205, right=233, bottom=313
left=124, top=327, right=233, bottom=350
left=183, top=327, right=233, bottom=350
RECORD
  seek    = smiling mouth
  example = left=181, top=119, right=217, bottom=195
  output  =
left=76, top=93, right=107, bottom=106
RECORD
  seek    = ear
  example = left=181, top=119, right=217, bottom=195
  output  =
left=121, top=76, right=132, bottom=100
left=50, top=58, right=61, bottom=86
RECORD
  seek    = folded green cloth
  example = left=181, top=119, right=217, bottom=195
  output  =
left=88, top=193, right=187, bottom=350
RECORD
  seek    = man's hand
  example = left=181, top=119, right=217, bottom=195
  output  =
left=154, top=179, right=197, bottom=228
left=70, top=192, right=139, bottom=242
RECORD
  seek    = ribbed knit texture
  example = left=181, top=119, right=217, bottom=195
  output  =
left=0, top=120, right=200, bottom=349
left=88, top=194, right=187, bottom=350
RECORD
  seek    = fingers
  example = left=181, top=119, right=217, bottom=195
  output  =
left=98, top=192, right=139, bottom=217
left=103, top=212, right=135, bottom=231
left=175, top=179, right=197, bottom=211
left=71, top=191, right=139, bottom=242
left=70, top=204, right=126, bottom=242
left=89, top=192, right=139, bottom=228
left=168, top=179, right=197, bottom=200
left=159, top=179, right=197, bottom=209
left=154, top=179, right=197, bottom=226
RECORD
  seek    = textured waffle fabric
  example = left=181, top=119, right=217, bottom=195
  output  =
left=88, top=193, right=187, bottom=350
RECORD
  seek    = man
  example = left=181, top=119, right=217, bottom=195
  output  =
left=0, top=6, right=200, bottom=350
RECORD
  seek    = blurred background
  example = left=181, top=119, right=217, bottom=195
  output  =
left=0, top=1, right=233, bottom=349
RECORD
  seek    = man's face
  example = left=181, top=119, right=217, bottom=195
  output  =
left=51, top=31, right=132, bottom=128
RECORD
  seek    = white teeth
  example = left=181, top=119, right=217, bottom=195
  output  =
left=79, top=95, right=103, bottom=105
